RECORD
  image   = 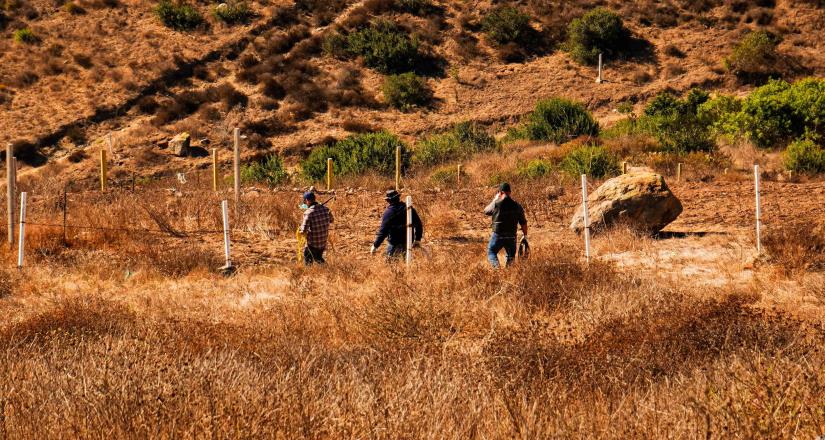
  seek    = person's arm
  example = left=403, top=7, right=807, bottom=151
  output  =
left=412, top=207, right=423, bottom=242
left=372, top=208, right=392, bottom=249
left=518, top=205, right=528, bottom=236
left=483, top=194, right=498, bottom=216
left=299, top=209, right=311, bottom=234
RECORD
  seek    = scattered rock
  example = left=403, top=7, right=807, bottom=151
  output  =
left=570, top=172, right=683, bottom=235
left=169, top=132, right=191, bottom=157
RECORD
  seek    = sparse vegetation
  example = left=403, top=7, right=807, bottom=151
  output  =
left=345, top=20, right=420, bottom=74
left=508, top=98, right=599, bottom=144
left=155, top=0, right=203, bottom=31
left=414, top=121, right=496, bottom=167
left=241, top=154, right=289, bottom=185
left=560, top=144, right=619, bottom=178
left=212, top=1, right=251, bottom=24
left=382, top=72, right=430, bottom=110
left=481, top=6, right=532, bottom=45
left=565, top=8, right=629, bottom=65
left=301, top=131, right=409, bottom=180
left=12, top=27, right=37, bottom=44
left=725, top=30, right=782, bottom=82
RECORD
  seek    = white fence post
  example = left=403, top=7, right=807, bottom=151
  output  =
left=221, top=200, right=232, bottom=269
left=754, top=164, right=762, bottom=254
left=580, top=174, right=591, bottom=263
left=596, top=53, right=603, bottom=84
left=17, top=191, right=26, bottom=269
left=406, top=195, right=412, bottom=266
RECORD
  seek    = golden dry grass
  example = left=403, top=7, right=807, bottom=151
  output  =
left=0, top=174, right=823, bottom=438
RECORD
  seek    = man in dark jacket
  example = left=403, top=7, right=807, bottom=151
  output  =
left=371, top=190, right=423, bottom=259
left=484, top=182, right=528, bottom=268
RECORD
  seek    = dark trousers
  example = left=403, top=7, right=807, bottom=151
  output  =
left=303, top=245, right=325, bottom=265
left=487, top=233, right=517, bottom=268
left=386, top=243, right=406, bottom=261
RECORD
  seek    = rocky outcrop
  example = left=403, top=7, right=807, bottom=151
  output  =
left=170, top=132, right=191, bottom=157
left=571, top=172, right=682, bottom=234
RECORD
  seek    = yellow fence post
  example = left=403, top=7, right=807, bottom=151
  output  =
left=326, top=158, right=333, bottom=191
left=677, top=163, right=682, bottom=182
left=100, top=150, right=107, bottom=192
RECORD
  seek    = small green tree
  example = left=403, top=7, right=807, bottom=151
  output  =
left=212, top=1, right=251, bottom=24
left=559, top=145, right=619, bottom=178
left=725, top=30, right=781, bottom=82
left=481, top=6, right=532, bottom=45
left=382, top=73, right=431, bottom=110
left=12, top=28, right=38, bottom=44
left=515, top=98, right=599, bottom=143
left=565, top=8, right=629, bottom=65
left=241, top=154, right=289, bottom=185
left=346, top=20, right=419, bottom=74
left=414, top=121, right=496, bottom=166
left=301, top=132, right=410, bottom=181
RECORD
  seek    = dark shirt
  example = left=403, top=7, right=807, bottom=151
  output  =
left=484, top=196, right=527, bottom=237
left=373, top=201, right=423, bottom=248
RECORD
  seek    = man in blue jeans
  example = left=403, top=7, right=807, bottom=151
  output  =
left=371, top=190, right=423, bottom=260
left=484, top=183, right=528, bottom=268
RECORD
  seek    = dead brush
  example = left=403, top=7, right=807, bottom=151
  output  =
left=763, top=222, right=825, bottom=275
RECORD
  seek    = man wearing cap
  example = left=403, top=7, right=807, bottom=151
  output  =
left=299, top=191, right=334, bottom=265
left=370, top=189, right=423, bottom=259
left=484, top=182, right=528, bottom=268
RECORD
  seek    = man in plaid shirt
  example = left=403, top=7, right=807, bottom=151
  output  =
left=299, top=191, right=334, bottom=265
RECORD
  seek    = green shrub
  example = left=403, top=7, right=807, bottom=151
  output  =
left=724, top=30, right=781, bottom=81
left=481, top=6, right=532, bottom=45
left=212, top=1, right=250, bottom=24
left=322, top=31, right=348, bottom=58
left=565, top=8, right=629, bottom=65
left=12, top=28, right=38, bottom=44
left=784, top=139, right=825, bottom=174
left=414, top=121, right=496, bottom=166
left=346, top=20, right=419, bottom=74
left=559, top=145, right=619, bottom=178
left=64, top=2, right=84, bottom=14
left=636, top=89, right=715, bottom=153
left=395, top=0, right=438, bottom=15
left=155, top=0, right=203, bottom=31
left=241, top=154, right=289, bottom=185
left=516, top=159, right=554, bottom=179
left=697, top=94, right=741, bottom=133
left=301, top=132, right=409, bottom=181
left=382, top=73, right=431, bottom=110
left=510, top=98, right=599, bottom=143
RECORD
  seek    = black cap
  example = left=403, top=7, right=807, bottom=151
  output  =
left=303, top=191, right=316, bottom=202
left=499, top=182, right=512, bottom=193
left=384, top=189, right=401, bottom=202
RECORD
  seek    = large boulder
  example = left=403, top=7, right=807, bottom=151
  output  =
left=570, top=172, right=682, bottom=234
left=169, top=132, right=191, bottom=157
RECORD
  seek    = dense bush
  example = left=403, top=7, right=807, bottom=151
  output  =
left=481, top=6, right=532, bottom=45
left=722, top=78, right=825, bottom=148
left=346, top=20, right=419, bottom=74
left=724, top=30, right=781, bottom=82
left=516, top=159, right=554, bottom=179
left=784, top=139, right=825, bottom=174
left=301, top=132, right=409, bottom=180
left=12, top=27, right=37, bottom=43
left=620, top=89, right=716, bottom=153
left=509, top=98, right=599, bottom=144
left=382, top=73, right=431, bottom=110
left=241, top=154, right=289, bottom=185
left=565, top=8, right=629, bottom=65
left=414, top=121, right=496, bottom=166
left=156, top=0, right=203, bottom=30
left=212, top=1, right=250, bottom=24
left=559, top=144, right=619, bottom=178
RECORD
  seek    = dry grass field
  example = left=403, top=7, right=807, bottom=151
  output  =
left=0, top=168, right=823, bottom=438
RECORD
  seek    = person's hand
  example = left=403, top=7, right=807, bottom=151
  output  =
left=370, top=245, right=377, bottom=255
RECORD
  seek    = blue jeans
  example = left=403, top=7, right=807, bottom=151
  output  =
left=487, top=233, right=517, bottom=268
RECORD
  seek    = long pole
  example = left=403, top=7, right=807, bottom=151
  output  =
left=406, top=195, right=413, bottom=266
left=326, top=158, right=333, bottom=191
left=596, top=53, right=603, bottom=84
left=100, top=150, right=107, bottom=192
left=395, top=146, right=401, bottom=190
left=754, top=164, right=762, bottom=254
left=222, top=200, right=232, bottom=268
left=62, top=186, right=68, bottom=245
left=17, top=191, right=26, bottom=269
left=581, top=174, right=591, bottom=263
left=233, top=128, right=240, bottom=216
left=7, top=144, right=14, bottom=249
left=677, top=163, right=682, bottom=182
